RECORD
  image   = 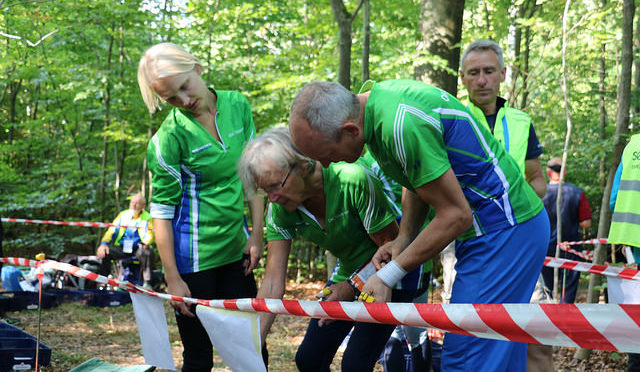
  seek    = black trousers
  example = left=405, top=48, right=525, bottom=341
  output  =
left=175, top=259, right=265, bottom=372
left=98, top=243, right=154, bottom=283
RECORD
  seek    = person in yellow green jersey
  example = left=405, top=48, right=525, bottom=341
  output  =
left=138, top=43, right=266, bottom=371
left=238, top=127, right=419, bottom=372
left=460, top=40, right=551, bottom=370
left=609, top=133, right=640, bottom=372
left=289, top=80, right=549, bottom=372
left=97, top=193, right=154, bottom=288
left=358, top=151, right=433, bottom=372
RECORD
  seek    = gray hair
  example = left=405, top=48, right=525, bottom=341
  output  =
left=137, top=43, right=202, bottom=114
left=238, top=127, right=312, bottom=197
left=461, top=40, right=505, bottom=70
left=289, top=81, right=360, bottom=140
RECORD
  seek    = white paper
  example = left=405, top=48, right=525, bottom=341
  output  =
left=196, top=305, right=266, bottom=372
left=607, top=276, right=640, bottom=304
left=130, top=292, right=176, bottom=370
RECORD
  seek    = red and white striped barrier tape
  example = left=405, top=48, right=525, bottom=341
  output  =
left=558, top=238, right=608, bottom=246
left=2, top=257, right=640, bottom=353
left=1, top=217, right=140, bottom=230
left=558, top=243, right=593, bottom=261
left=544, top=256, right=640, bottom=281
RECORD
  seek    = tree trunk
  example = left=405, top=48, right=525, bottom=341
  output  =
left=361, top=0, right=370, bottom=83
left=575, top=0, right=634, bottom=360
left=554, top=0, right=573, bottom=301
left=330, top=0, right=357, bottom=90
left=599, top=0, right=608, bottom=188
left=413, top=0, right=465, bottom=96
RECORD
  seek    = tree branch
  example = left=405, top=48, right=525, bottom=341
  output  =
left=351, top=0, right=365, bottom=20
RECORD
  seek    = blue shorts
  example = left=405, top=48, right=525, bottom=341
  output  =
left=441, top=209, right=549, bottom=372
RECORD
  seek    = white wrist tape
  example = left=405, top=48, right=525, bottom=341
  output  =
left=375, top=260, right=407, bottom=288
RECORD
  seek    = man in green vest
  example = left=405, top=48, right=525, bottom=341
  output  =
left=460, top=40, right=546, bottom=198
left=609, top=132, right=640, bottom=372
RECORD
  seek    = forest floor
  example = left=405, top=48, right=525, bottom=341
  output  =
left=0, top=280, right=630, bottom=372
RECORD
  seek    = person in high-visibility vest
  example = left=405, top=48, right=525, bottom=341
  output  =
left=609, top=133, right=640, bottom=372
left=96, top=193, right=154, bottom=288
left=460, top=40, right=546, bottom=198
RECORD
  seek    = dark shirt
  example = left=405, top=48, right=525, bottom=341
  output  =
left=487, top=97, right=543, bottom=160
left=543, top=183, right=592, bottom=249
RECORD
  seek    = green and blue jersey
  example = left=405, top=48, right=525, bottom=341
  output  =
left=147, top=90, right=255, bottom=274
left=362, top=80, right=543, bottom=240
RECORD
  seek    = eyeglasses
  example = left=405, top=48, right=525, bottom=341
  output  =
left=261, top=163, right=296, bottom=194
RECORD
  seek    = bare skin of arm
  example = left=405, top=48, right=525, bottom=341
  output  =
left=244, top=194, right=266, bottom=275
left=256, top=239, right=291, bottom=345
left=362, top=169, right=473, bottom=302
left=525, top=158, right=547, bottom=198
left=318, top=220, right=401, bottom=326
left=154, top=218, right=194, bottom=317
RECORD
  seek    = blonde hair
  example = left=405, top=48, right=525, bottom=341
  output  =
left=137, top=43, right=202, bottom=114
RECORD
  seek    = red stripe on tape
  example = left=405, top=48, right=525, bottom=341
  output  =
left=415, top=303, right=474, bottom=337
left=621, top=305, right=640, bottom=328
left=473, top=304, right=539, bottom=344
left=282, top=299, right=308, bottom=317
left=223, top=299, right=239, bottom=310
left=319, top=301, right=351, bottom=321
left=364, top=303, right=398, bottom=324
left=619, top=268, right=640, bottom=281
left=252, top=298, right=269, bottom=313
left=541, top=304, right=616, bottom=351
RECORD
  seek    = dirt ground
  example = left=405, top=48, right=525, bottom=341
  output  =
left=0, top=281, right=631, bottom=372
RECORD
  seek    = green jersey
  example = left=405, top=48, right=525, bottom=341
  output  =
left=362, top=80, right=543, bottom=240
left=147, top=90, right=256, bottom=274
left=266, top=162, right=398, bottom=282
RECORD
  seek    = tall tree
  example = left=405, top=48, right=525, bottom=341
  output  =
left=577, top=0, right=635, bottom=360
left=413, top=0, right=465, bottom=95
left=330, top=0, right=364, bottom=90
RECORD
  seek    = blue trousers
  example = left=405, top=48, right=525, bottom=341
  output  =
left=296, top=289, right=415, bottom=372
left=441, top=210, right=549, bottom=372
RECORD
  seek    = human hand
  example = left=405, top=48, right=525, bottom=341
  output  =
left=359, top=275, right=391, bottom=303
left=243, top=232, right=265, bottom=275
left=373, top=235, right=412, bottom=269
left=317, top=281, right=357, bottom=327
left=165, top=275, right=195, bottom=317
left=96, top=244, right=109, bottom=259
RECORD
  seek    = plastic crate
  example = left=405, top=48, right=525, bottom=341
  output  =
left=1, top=292, right=59, bottom=311
left=86, top=290, right=131, bottom=307
left=0, top=295, right=9, bottom=314
left=0, top=337, right=51, bottom=372
left=47, top=289, right=95, bottom=305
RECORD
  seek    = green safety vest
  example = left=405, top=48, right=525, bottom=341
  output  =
left=467, top=101, right=531, bottom=174
left=609, top=134, right=640, bottom=247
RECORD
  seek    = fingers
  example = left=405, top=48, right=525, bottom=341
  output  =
left=172, top=301, right=195, bottom=317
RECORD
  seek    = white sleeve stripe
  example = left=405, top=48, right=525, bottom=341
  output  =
left=152, top=135, right=182, bottom=188
left=363, top=171, right=376, bottom=232
left=267, top=203, right=292, bottom=240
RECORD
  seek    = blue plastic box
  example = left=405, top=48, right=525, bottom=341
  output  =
left=0, top=337, right=51, bottom=371
left=86, top=290, right=132, bottom=307
left=0, top=322, right=50, bottom=372
left=0, top=291, right=59, bottom=311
